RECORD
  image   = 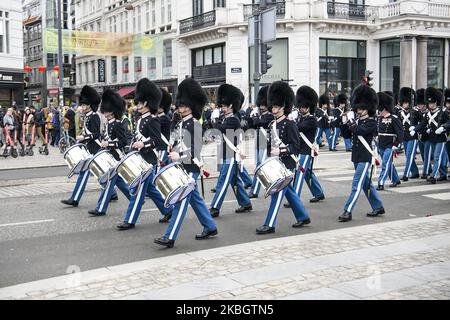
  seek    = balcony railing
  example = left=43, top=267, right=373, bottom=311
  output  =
left=180, top=10, right=216, bottom=34
left=192, top=63, right=226, bottom=83
left=327, top=2, right=377, bottom=21
left=378, top=0, right=450, bottom=19
left=243, top=1, right=286, bottom=20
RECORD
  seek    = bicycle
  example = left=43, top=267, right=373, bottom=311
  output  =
left=58, top=129, right=77, bottom=153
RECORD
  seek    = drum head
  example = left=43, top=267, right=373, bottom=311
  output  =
left=63, top=143, right=86, bottom=159
left=254, top=156, right=278, bottom=175
left=164, top=182, right=196, bottom=208
left=263, top=176, right=293, bottom=198
left=152, top=162, right=178, bottom=184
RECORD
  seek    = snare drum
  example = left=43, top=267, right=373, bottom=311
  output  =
left=86, top=150, right=119, bottom=184
left=63, top=144, right=91, bottom=178
left=115, top=151, right=153, bottom=189
left=254, top=157, right=294, bottom=198
left=153, top=163, right=195, bottom=208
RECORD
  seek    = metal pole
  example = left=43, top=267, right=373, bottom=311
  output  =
left=27, top=26, right=31, bottom=107
left=253, top=9, right=261, bottom=105
left=57, top=0, right=64, bottom=139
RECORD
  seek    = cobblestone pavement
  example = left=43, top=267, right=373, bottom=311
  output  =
left=1, top=214, right=450, bottom=300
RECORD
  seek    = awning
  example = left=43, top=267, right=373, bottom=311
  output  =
left=117, top=86, right=135, bottom=97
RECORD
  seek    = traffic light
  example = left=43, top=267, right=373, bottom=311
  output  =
left=261, top=43, right=272, bottom=75
left=363, top=70, right=374, bottom=87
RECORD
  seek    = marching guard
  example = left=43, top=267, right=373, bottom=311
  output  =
left=209, top=84, right=253, bottom=218
left=61, top=85, right=105, bottom=207
left=414, top=87, right=449, bottom=184
left=154, top=78, right=218, bottom=248
left=338, top=84, right=385, bottom=222
left=415, top=89, right=432, bottom=179
left=88, top=89, right=131, bottom=216
left=375, top=91, right=404, bottom=190
left=287, top=85, right=325, bottom=205
left=444, top=88, right=450, bottom=173
left=247, top=86, right=274, bottom=199
left=330, top=93, right=352, bottom=152
left=117, top=78, right=173, bottom=230
left=315, top=93, right=333, bottom=150
left=398, top=87, right=421, bottom=181
left=256, top=81, right=311, bottom=234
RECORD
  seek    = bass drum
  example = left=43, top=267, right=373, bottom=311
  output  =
left=153, top=163, right=195, bottom=208
left=63, top=143, right=91, bottom=178
left=86, top=150, right=118, bottom=184
left=115, top=151, right=153, bottom=189
left=254, top=157, right=294, bottom=198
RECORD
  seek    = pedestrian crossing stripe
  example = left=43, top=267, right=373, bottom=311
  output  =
left=387, top=183, right=450, bottom=194
left=423, top=193, right=450, bottom=200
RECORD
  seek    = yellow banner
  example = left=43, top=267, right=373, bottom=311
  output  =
left=43, top=28, right=163, bottom=57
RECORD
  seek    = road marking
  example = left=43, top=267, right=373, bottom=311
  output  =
left=141, top=199, right=237, bottom=213
left=388, top=183, right=450, bottom=194
left=423, top=192, right=450, bottom=201
left=0, top=219, right=55, bottom=227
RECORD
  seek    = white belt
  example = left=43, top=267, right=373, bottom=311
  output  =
left=378, top=133, right=397, bottom=137
left=299, top=132, right=319, bottom=157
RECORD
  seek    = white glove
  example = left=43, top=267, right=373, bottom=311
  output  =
left=392, top=146, right=399, bottom=152
left=409, top=126, right=415, bottom=132
left=271, top=148, right=280, bottom=156
left=435, top=126, right=445, bottom=135
left=169, top=151, right=180, bottom=162
left=347, top=111, right=355, bottom=121
left=426, top=128, right=431, bottom=134
left=410, top=130, right=416, bottom=137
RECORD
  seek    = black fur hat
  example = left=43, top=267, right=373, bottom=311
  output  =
left=377, top=91, right=394, bottom=113
left=319, top=93, right=330, bottom=107
left=399, top=87, right=416, bottom=105
left=444, top=88, right=450, bottom=103
left=351, top=84, right=378, bottom=116
left=416, top=88, right=426, bottom=105
left=216, top=84, right=243, bottom=114
left=100, top=89, right=125, bottom=119
left=383, top=91, right=394, bottom=98
left=159, top=88, right=172, bottom=114
left=267, top=81, right=295, bottom=116
left=425, top=87, right=443, bottom=105
left=296, top=86, right=318, bottom=114
left=79, top=85, right=101, bottom=112
left=335, top=93, right=348, bottom=106
left=175, top=78, right=207, bottom=120
left=256, top=86, right=269, bottom=108
left=134, top=78, right=162, bottom=114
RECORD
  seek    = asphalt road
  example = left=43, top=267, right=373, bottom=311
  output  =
left=0, top=162, right=449, bottom=287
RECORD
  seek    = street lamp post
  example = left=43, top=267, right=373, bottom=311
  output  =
left=57, top=0, right=64, bottom=142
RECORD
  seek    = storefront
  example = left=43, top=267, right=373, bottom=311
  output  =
left=0, top=69, right=24, bottom=110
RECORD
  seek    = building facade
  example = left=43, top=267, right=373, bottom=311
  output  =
left=69, top=0, right=450, bottom=105
left=0, top=0, right=24, bottom=109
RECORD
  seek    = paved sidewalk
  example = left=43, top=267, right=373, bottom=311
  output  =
left=1, top=214, right=449, bottom=300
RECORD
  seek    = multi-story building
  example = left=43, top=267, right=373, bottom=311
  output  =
left=71, top=0, right=450, bottom=105
left=0, top=0, right=24, bottom=109
left=23, top=0, right=74, bottom=108
left=74, top=0, right=177, bottom=99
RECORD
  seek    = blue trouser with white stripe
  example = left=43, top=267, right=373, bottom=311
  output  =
left=263, top=182, right=309, bottom=228
left=331, top=127, right=352, bottom=150
left=95, top=174, right=130, bottom=214
left=293, top=154, right=324, bottom=198
left=344, top=162, right=384, bottom=213
left=249, top=149, right=267, bottom=197
left=211, top=159, right=251, bottom=210
left=316, top=128, right=332, bottom=149
left=164, top=172, right=217, bottom=241
left=431, top=142, right=447, bottom=179
left=240, top=166, right=252, bottom=187
left=70, top=169, right=91, bottom=203
left=123, top=169, right=172, bottom=225
left=377, top=147, right=400, bottom=186
left=422, top=141, right=432, bottom=176
left=402, top=139, right=419, bottom=178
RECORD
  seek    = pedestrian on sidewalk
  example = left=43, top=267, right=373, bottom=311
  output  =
left=338, top=84, right=385, bottom=222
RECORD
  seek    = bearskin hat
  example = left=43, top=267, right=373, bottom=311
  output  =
left=216, top=84, right=243, bottom=114
left=159, top=88, right=172, bottom=114
left=175, top=78, right=207, bottom=120
left=100, top=89, right=125, bottom=119
left=296, top=86, right=318, bottom=114
left=256, top=86, right=269, bottom=108
left=377, top=91, right=394, bottom=113
left=267, top=81, right=295, bottom=116
left=79, top=85, right=101, bottom=112
left=351, top=84, right=378, bottom=116
left=444, top=88, right=450, bottom=104
left=425, top=87, right=443, bottom=105
left=399, top=87, right=416, bottom=105
left=319, top=93, right=330, bottom=107
left=416, top=88, right=426, bottom=105
left=134, top=78, right=162, bottom=114
left=335, top=93, right=348, bottom=106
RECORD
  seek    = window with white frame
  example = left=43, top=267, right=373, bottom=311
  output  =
left=146, top=2, right=150, bottom=30
left=137, top=6, right=141, bottom=32
left=163, top=40, right=172, bottom=67
left=151, top=0, right=155, bottom=27
left=168, top=0, right=172, bottom=23
left=161, top=1, right=165, bottom=25
left=0, top=9, right=10, bottom=54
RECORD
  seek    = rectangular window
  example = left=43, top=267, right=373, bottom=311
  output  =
left=163, top=40, right=172, bottom=67
left=91, top=61, right=96, bottom=83
left=134, top=56, right=142, bottom=82
left=161, top=2, right=165, bottom=25
left=147, top=56, right=156, bottom=79
left=193, top=0, right=203, bottom=16
left=380, top=39, right=400, bottom=93
left=204, top=48, right=213, bottom=65
left=122, top=56, right=129, bottom=82
left=214, top=0, right=226, bottom=8
left=125, top=11, right=128, bottom=33
left=213, top=46, right=222, bottom=64
left=137, top=6, right=141, bottom=32
left=195, top=50, right=203, bottom=67
left=427, top=39, right=444, bottom=88
left=168, top=0, right=172, bottom=22
left=111, top=56, right=117, bottom=82
left=146, top=2, right=150, bottom=29
left=151, top=0, right=155, bottom=27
